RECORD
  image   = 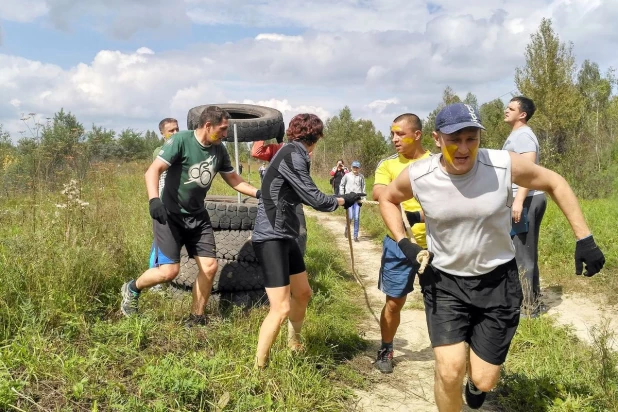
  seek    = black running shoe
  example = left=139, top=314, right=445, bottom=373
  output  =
left=374, top=348, right=394, bottom=374
left=184, top=314, right=208, bottom=328
left=465, top=379, right=486, bottom=409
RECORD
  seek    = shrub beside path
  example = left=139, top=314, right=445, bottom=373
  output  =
left=306, top=208, right=618, bottom=411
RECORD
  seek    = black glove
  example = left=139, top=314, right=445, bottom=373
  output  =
left=256, top=190, right=262, bottom=199
left=575, top=235, right=605, bottom=277
left=405, top=211, right=422, bottom=226
left=397, top=238, right=423, bottom=272
left=341, top=192, right=366, bottom=209
left=149, top=198, right=168, bottom=224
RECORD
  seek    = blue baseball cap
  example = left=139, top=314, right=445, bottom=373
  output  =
left=435, top=103, right=485, bottom=134
left=351, top=161, right=361, bottom=168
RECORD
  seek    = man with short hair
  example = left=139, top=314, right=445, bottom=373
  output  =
left=121, top=106, right=261, bottom=326
left=372, top=113, right=431, bottom=373
left=149, top=118, right=179, bottom=292
left=379, top=102, right=605, bottom=411
left=503, top=96, right=546, bottom=317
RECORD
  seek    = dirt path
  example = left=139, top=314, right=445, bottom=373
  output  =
left=307, top=209, right=618, bottom=411
left=544, top=288, right=618, bottom=351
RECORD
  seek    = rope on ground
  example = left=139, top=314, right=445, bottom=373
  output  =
left=345, top=210, right=381, bottom=324
left=345, top=211, right=357, bottom=277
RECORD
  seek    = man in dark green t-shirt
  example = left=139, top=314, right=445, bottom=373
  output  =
left=121, top=106, right=261, bottom=325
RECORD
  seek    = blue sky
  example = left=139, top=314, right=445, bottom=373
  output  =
left=1, top=0, right=617, bottom=140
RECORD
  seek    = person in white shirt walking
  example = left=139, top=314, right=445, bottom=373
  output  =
left=503, top=96, right=546, bottom=317
left=339, top=161, right=366, bottom=241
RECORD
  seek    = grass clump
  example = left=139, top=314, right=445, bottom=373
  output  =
left=0, top=162, right=366, bottom=411
left=497, top=317, right=618, bottom=411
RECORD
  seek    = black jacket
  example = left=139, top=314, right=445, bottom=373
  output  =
left=252, top=141, right=339, bottom=242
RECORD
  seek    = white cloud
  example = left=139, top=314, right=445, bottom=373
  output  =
left=255, top=33, right=303, bottom=43
left=9, top=99, right=20, bottom=108
left=367, top=99, right=400, bottom=114
left=0, top=0, right=48, bottom=22
left=237, top=98, right=330, bottom=123
left=1, top=0, right=618, bottom=140
left=41, top=0, right=190, bottom=39
left=136, top=47, right=155, bottom=55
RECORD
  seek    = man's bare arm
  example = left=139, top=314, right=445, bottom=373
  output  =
left=510, top=152, right=590, bottom=239
left=145, top=158, right=169, bottom=200
left=221, top=171, right=259, bottom=197
left=372, top=184, right=386, bottom=201
left=378, top=171, right=414, bottom=242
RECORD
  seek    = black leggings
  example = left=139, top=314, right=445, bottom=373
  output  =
left=253, top=239, right=306, bottom=288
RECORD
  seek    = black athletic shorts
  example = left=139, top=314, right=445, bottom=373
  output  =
left=151, top=210, right=216, bottom=266
left=253, top=239, right=306, bottom=288
left=419, top=259, right=522, bottom=365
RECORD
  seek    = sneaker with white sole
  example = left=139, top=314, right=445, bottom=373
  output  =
left=120, top=282, right=140, bottom=317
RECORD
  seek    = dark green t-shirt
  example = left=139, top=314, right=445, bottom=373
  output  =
left=157, top=130, right=234, bottom=214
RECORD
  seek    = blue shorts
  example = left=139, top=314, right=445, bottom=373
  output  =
left=378, top=235, right=416, bottom=298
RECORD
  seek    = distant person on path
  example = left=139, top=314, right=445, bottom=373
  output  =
left=372, top=113, right=432, bottom=374
left=252, top=113, right=364, bottom=368
left=330, top=160, right=348, bottom=194
left=379, top=103, right=605, bottom=411
left=121, top=106, right=261, bottom=326
left=503, top=96, right=546, bottom=317
left=258, top=162, right=267, bottom=182
left=252, top=139, right=308, bottom=255
left=149, top=118, right=179, bottom=292
left=339, top=160, right=366, bottom=241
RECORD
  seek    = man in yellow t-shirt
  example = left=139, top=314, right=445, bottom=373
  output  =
left=372, top=113, right=431, bottom=374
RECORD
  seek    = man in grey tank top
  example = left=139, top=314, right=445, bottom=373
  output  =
left=503, top=96, right=546, bottom=317
left=378, top=103, right=605, bottom=411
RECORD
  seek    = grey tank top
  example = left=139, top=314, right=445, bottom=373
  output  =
left=409, top=149, right=515, bottom=277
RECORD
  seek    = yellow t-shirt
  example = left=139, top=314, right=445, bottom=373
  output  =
left=374, top=151, right=431, bottom=247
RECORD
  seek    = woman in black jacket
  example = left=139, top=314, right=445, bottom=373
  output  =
left=252, top=113, right=363, bottom=368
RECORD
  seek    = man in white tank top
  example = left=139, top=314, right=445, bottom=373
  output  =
left=378, top=103, right=605, bottom=411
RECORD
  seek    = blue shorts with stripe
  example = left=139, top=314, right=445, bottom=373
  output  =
left=378, top=235, right=416, bottom=298
left=149, top=241, right=174, bottom=268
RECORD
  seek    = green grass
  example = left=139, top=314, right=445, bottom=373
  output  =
left=0, top=161, right=367, bottom=411
left=496, top=317, right=618, bottom=411
left=538, top=196, right=618, bottom=301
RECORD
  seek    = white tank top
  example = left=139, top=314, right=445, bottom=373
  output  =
left=409, top=149, right=515, bottom=277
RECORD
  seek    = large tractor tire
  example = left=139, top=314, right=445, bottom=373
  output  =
left=173, top=253, right=264, bottom=292
left=172, top=196, right=264, bottom=293
left=187, top=104, right=285, bottom=143
left=206, top=202, right=258, bottom=231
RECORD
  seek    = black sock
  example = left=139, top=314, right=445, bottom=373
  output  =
left=128, top=280, right=140, bottom=294
left=381, top=341, right=393, bottom=352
